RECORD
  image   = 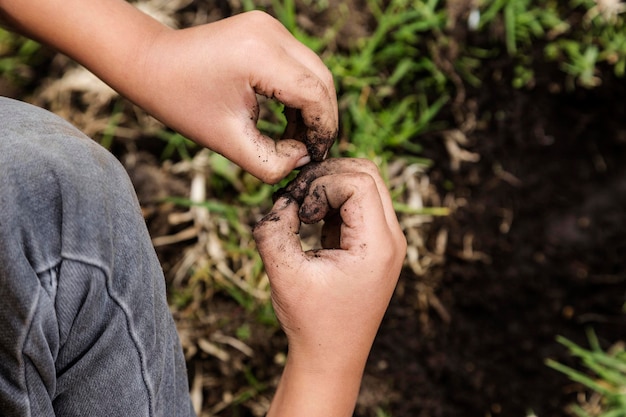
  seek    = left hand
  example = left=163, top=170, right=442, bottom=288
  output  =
left=253, top=158, right=406, bottom=416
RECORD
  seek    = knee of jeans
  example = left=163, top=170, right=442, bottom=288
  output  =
left=0, top=98, right=142, bottom=272
left=10, top=99, right=135, bottom=189
left=0, top=97, right=119, bottom=168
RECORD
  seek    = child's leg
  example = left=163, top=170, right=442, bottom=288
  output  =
left=0, top=97, right=194, bottom=417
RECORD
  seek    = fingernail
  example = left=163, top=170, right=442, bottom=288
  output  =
left=274, top=195, right=293, bottom=210
left=296, top=154, right=311, bottom=167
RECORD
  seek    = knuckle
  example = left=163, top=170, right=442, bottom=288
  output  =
left=299, top=76, right=329, bottom=106
left=312, top=77, right=330, bottom=101
left=333, top=171, right=371, bottom=191
left=236, top=13, right=281, bottom=55
left=322, top=66, right=336, bottom=92
left=344, top=167, right=378, bottom=192
left=245, top=10, right=287, bottom=36
left=355, top=170, right=377, bottom=188
left=245, top=10, right=275, bottom=26
left=356, top=158, right=380, bottom=177
left=259, top=165, right=286, bottom=185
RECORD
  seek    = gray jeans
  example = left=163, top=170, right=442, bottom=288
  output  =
left=0, top=97, right=194, bottom=417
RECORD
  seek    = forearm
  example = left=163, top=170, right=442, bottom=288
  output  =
left=0, top=0, right=169, bottom=104
left=1, top=2, right=337, bottom=183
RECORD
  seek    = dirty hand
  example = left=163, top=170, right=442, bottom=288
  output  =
left=138, top=11, right=338, bottom=184
left=253, top=158, right=406, bottom=416
left=1, top=1, right=337, bottom=184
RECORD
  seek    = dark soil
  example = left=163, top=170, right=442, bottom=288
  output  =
left=366, top=72, right=626, bottom=417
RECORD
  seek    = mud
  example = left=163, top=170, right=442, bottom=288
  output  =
left=281, top=105, right=337, bottom=162
left=299, top=183, right=329, bottom=223
left=274, top=158, right=369, bottom=225
left=305, top=126, right=336, bottom=161
left=274, top=163, right=321, bottom=204
left=276, top=158, right=363, bottom=200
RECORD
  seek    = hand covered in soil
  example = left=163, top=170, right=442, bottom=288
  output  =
left=253, top=158, right=406, bottom=417
left=138, top=11, right=338, bottom=184
left=0, top=1, right=337, bottom=184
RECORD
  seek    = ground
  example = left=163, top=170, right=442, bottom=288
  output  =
left=3, top=1, right=625, bottom=416
left=365, top=69, right=626, bottom=417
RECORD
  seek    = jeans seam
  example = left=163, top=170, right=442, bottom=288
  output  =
left=61, top=254, right=155, bottom=417
left=20, top=288, right=40, bottom=417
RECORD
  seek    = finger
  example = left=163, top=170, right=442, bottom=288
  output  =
left=279, top=158, right=404, bottom=250
left=298, top=172, right=389, bottom=252
left=252, top=196, right=306, bottom=278
left=280, top=29, right=336, bottom=100
left=260, top=17, right=338, bottom=159
left=252, top=57, right=337, bottom=162
left=218, top=113, right=312, bottom=184
left=277, top=76, right=337, bottom=162
left=277, top=159, right=363, bottom=202
left=280, top=33, right=339, bottom=135
left=278, top=158, right=396, bottom=227
left=299, top=178, right=331, bottom=224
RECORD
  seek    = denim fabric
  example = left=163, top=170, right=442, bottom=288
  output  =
left=0, top=97, right=194, bottom=417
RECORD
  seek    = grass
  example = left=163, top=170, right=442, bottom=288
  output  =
left=0, top=29, right=42, bottom=85
left=546, top=329, right=626, bottom=417
left=278, top=0, right=452, bottom=160
left=475, top=0, right=626, bottom=89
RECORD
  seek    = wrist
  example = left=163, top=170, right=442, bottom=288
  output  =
left=268, top=353, right=365, bottom=417
left=67, top=0, right=172, bottom=105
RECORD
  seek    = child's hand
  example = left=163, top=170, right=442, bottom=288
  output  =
left=140, top=11, right=338, bottom=184
left=253, top=158, right=406, bottom=416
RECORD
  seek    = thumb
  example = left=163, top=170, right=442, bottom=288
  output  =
left=220, top=120, right=311, bottom=184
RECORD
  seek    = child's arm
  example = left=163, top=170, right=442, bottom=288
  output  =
left=0, top=1, right=337, bottom=183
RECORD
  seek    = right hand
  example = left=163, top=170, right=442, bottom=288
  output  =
left=1, top=1, right=338, bottom=185
left=138, top=11, right=338, bottom=184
